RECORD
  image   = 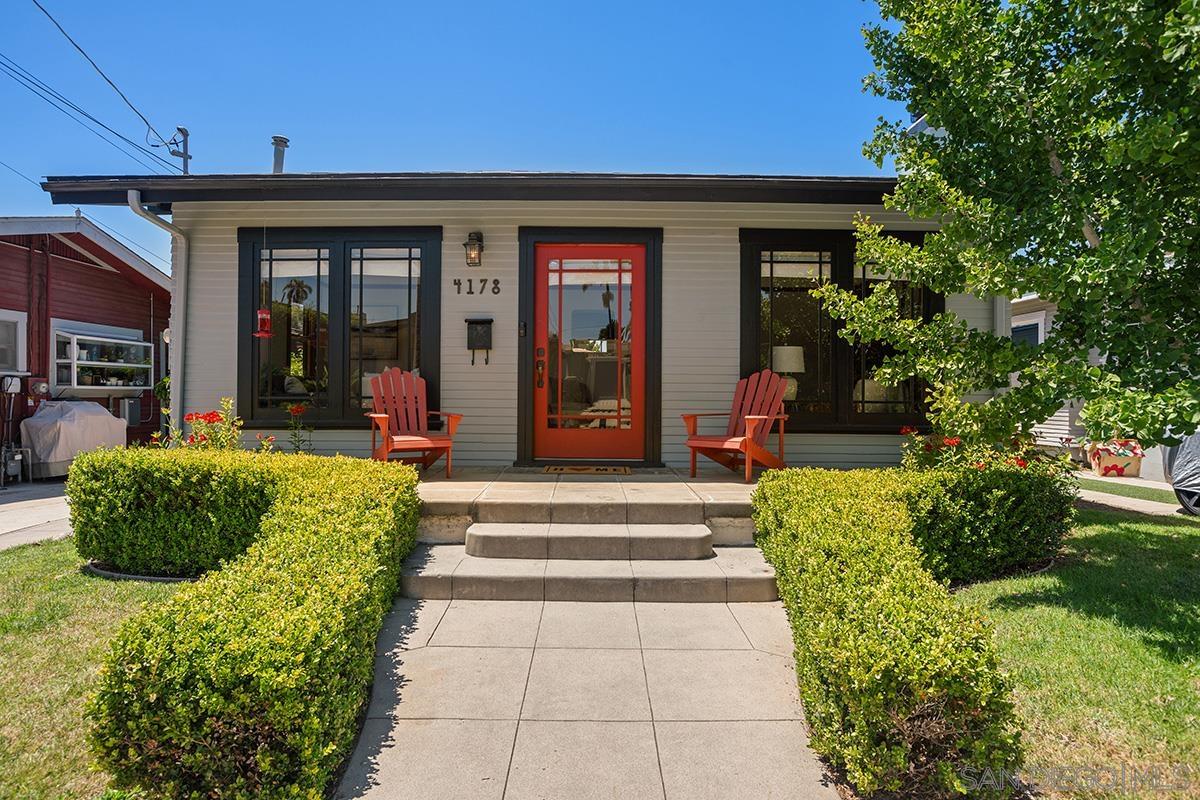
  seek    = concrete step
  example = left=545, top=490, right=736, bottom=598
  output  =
left=400, top=544, right=778, bottom=603
left=416, top=471, right=758, bottom=545
left=465, top=522, right=714, bottom=560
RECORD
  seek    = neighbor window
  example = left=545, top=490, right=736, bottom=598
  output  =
left=0, top=309, right=28, bottom=374
left=741, top=230, right=941, bottom=432
left=238, top=228, right=441, bottom=425
left=1011, top=323, right=1041, bottom=347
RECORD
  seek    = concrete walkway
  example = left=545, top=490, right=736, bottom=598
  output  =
left=0, top=479, right=71, bottom=551
left=1076, top=488, right=1185, bottom=517
left=1072, top=470, right=1193, bottom=517
left=338, top=599, right=836, bottom=800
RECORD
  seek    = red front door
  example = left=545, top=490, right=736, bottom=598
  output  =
left=533, top=244, right=645, bottom=460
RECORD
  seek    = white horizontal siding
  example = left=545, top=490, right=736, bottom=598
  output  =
left=173, top=200, right=997, bottom=468
left=1033, top=403, right=1079, bottom=447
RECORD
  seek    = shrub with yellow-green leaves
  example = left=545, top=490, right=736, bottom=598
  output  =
left=754, top=468, right=1023, bottom=798
left=72, top=449, right=420, bottom=798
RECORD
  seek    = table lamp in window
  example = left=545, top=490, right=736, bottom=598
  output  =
left=771, top=346, right=805, bottom=402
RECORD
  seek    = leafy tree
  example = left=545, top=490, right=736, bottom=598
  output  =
left=814, top=0, right=1200, bottom=446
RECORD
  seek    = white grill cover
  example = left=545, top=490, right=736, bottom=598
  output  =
left=19, top=401, right=127, bottom=478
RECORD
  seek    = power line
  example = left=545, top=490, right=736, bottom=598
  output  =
left=0, top=53, right=176, bottom=174
left=30, top=0, right=172, bottom=149
left=0, top=157, right=172, bottom=269
left=0, top=51, right=178, bottom=171
left=0, top=157, right=42, bottom=189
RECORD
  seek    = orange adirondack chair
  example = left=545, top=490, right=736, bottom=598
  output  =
left=367, top=368, right=463, bottom=477
left=682, top=369, right=789, bottom=482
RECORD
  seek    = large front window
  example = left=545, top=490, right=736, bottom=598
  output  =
left=742, top=229, right=940, bottom=432
left=238, top=228, right=441, bottom=425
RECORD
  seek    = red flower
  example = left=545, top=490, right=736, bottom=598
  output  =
left=1014, top=457, right=1028, bottom=469
left=899, top=425, right=918, bottom=436
left=197, top=433, right=208, bottom=443
left=183, top=412, right=198, bottom=423
left=943, top=437, right=962, bottom=447
left=185, top=434, right=196, bottom=444
left=288, top=403, right=307, bottom=417
left=923, top=442, right=933, bottom=452
left=973, top=462, right=986, bottom=470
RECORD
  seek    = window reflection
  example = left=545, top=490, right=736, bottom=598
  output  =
left=350, top=247, right=421, bottom=408
left=256, top=248, right=329, bottom=409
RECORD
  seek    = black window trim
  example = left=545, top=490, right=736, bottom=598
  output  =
left=237, top=226, right=442, bottom=429
left=739, top=228, right=943, bottom=435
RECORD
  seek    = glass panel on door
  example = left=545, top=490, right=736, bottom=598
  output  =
left=534, top=245, right=644, bottom=460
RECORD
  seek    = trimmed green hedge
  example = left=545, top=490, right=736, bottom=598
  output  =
left=69, top=448, right=276, bottom=577
left=71, top=449, right=420, bottom=798
left=899, top=463, right=1075, bottom=583
left=754, top=468, right=1024, bottom=798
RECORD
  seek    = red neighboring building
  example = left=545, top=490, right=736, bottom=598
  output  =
left=0, top=215, right=171, bottom=442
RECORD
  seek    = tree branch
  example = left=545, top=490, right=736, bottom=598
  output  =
left=1028, top=101, right=1101, bottom=248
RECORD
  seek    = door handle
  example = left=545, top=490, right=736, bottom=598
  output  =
left=535, top=359, right=545, bottom=388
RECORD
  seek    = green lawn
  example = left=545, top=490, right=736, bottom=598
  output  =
left=1076, top=475, right=1181, bottom=507
left=958, top=508, right=1200, bottom=798
left=0, top=537, right=179, bottom=799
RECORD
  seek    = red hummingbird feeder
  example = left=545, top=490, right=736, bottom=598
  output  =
left=252, top=308, right=273, bottom=338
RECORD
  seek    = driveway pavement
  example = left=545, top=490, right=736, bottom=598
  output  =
left=0, top=479, right=71, bottom=551
left=338, top=599, right=836, bottom=800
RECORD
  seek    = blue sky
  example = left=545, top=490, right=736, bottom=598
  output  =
left=0, top=1, right=901, bottom=269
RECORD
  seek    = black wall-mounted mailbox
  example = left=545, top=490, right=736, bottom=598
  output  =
left=466, top=318, right=493, bottom=365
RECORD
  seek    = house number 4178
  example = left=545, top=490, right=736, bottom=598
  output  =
left=454, top=278, right=500, bottom=295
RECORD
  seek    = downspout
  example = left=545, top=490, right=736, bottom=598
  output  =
left=127, top=190, right=188, bottom=432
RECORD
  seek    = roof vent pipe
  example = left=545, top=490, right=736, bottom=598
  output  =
left=271, top=136, right=289, bottom=173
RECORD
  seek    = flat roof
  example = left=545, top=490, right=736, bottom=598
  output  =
left=41, top=171, right=897, bottom=211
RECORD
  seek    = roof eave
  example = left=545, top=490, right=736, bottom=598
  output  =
left=41, top=173, right=898, bottom=210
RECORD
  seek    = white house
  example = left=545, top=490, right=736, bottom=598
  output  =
left=43, top=171, right=1008, bottom=469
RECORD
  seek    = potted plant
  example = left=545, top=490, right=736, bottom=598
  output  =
left=1083, top=438, right=1145, bottom=477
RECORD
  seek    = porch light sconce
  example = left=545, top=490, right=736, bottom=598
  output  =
left=252, top=308, right=273, bottom=339
left=771, top=345, right=806, bottom=402
left=463, top=231, right=484, bottom=267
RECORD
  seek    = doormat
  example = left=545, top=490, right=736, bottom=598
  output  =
left=543, top=465, right=632, bottom=475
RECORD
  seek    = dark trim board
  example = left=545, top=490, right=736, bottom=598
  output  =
left=236, top=226, right=442, bottom=428
left=516, top=227, right=664, bottom=467
left=43, top=173, right=897, bottom=211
